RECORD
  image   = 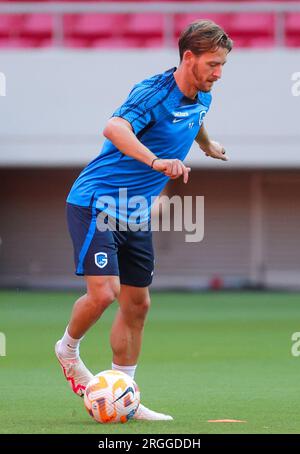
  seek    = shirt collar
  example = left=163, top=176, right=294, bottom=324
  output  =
left=168, top=67, right=201, bottom=105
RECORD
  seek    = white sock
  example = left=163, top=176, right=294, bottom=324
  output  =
left=58, top=326, right=83, bottom=360
left=112, top=363, right=137, bottom=380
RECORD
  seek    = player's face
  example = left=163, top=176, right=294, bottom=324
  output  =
left=190, top=47, right=228, bottom=92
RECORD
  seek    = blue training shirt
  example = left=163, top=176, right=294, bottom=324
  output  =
left=67, top=67, right=212, bottom=222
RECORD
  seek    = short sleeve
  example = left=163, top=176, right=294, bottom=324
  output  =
left=112, top=83, right=163, bottom=135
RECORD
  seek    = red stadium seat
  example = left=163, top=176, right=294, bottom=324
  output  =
left=64, top=14, right=126, bottom=40
left=0, top=14, right=23, bottom=38
left=174, top=13, right=232, bottom=39
left=286, top=13, right=300, bottom=39
left=143, top=37, right=164, bottom=48
left=91, top=36, right=142, bottom=48
left=232, top=35, right=275, bottom=48
left=20, top=14, right=53, bottom=39
left=0, top=37, right=41, bottom=48
left=91, top=37, right=163, bottom=49
left=63, top=37, right=91, bottom=48
left=0, top=7, right=299, bottom=50
left=0, top=0, right=49, bottom=2
left=228, top=13, right=275, bottom=39
left=124, top=13, right=164, bottom=39
left=286, top=36, right=300, bottom=48
left=249, top=36, right=275, bottom=48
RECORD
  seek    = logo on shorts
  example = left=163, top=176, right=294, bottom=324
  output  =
left=95, top=252, right=108, bottom=269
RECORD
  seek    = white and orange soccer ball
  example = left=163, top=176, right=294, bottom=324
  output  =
left=84, top=370, right=140, bottom=423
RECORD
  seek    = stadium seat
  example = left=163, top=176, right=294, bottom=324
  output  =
left=286, top=13, right=300, bottom=39
left=228, top=13, right=275, bottom=39
left=0, top=14, right=23, bottom=38
left=0, top=0, right=49, bottom=2
left=0, top=6, right=299, bottom=50
left=143, top=37, right=164, bottom=48
left=91, top=36, right=142, bottom=49
left=98, top=36, right=165, bottom=49
left=124, top=13, right=165, bottom=39
left=248, top=36, right=275, bottom=48
left=63, top=37, right=91, bottom=48
left=64, top=14, right=126, bottom=40
left=0, top=37, right=41, bottom=48
left=232, top=35, right=275, bottom=48
left=20, top=14, right=53, bottom=39
left=286, top=36, right=300, bottom=48
left=174, top=13, right=232, bottom=39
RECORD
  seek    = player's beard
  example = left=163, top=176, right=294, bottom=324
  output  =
left=191, top=63, right=211, bottom=93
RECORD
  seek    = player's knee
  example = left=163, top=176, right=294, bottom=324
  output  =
left=88, top=281, right=120, bottom=311
left=139, top=296, right=151, bottom=319
left=90, top=292, right=115, bottom=312
left=129, top=295, right=151, bottom=325
left=100, top=290, right=117, bottom=309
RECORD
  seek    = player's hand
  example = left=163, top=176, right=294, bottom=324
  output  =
left=152, top=158, right=191, bottom=184
left=202, top=140, right=228, bottom=161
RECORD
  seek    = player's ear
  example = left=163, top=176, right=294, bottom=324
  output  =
left=182, top=49, right=195, bottom=65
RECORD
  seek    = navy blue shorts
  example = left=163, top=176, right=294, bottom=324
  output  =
left=66, top=202, right=154, bottom=287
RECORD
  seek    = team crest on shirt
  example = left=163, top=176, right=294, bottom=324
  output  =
left=95, top=252, right=108, bottom=269
left=199, top=110, right=207, bottom=124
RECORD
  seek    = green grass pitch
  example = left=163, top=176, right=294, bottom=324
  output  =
left=1, top=290, right=300, bottom=434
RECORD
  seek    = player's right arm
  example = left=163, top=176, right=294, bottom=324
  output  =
left=103, top=117, right=191, bottom=183
left=103, top=80, right=191, bottom=183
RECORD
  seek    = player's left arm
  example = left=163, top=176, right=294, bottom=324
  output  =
left=195, top=124, right=228, bottom=161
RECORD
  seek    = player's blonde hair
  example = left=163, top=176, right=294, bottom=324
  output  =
left=178, top=20, right=233, bottom=61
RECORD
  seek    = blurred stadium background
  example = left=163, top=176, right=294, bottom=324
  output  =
left=1, top=1, right=300, bottom=292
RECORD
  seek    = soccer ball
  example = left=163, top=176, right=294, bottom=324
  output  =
left=84, top=370, right=140, bottom=423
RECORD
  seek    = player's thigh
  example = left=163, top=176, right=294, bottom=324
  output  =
left=66, top=202, right=119, bottom=278
left=118, top=229, right=154, bottom=288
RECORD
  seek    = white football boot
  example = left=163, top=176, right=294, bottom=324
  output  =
left=55, top=340, right=94, bottom=398
left=133, top=403, right=173, bottom=421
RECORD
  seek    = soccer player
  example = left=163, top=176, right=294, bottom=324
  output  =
left=55, top=20, right=232, bottom=420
